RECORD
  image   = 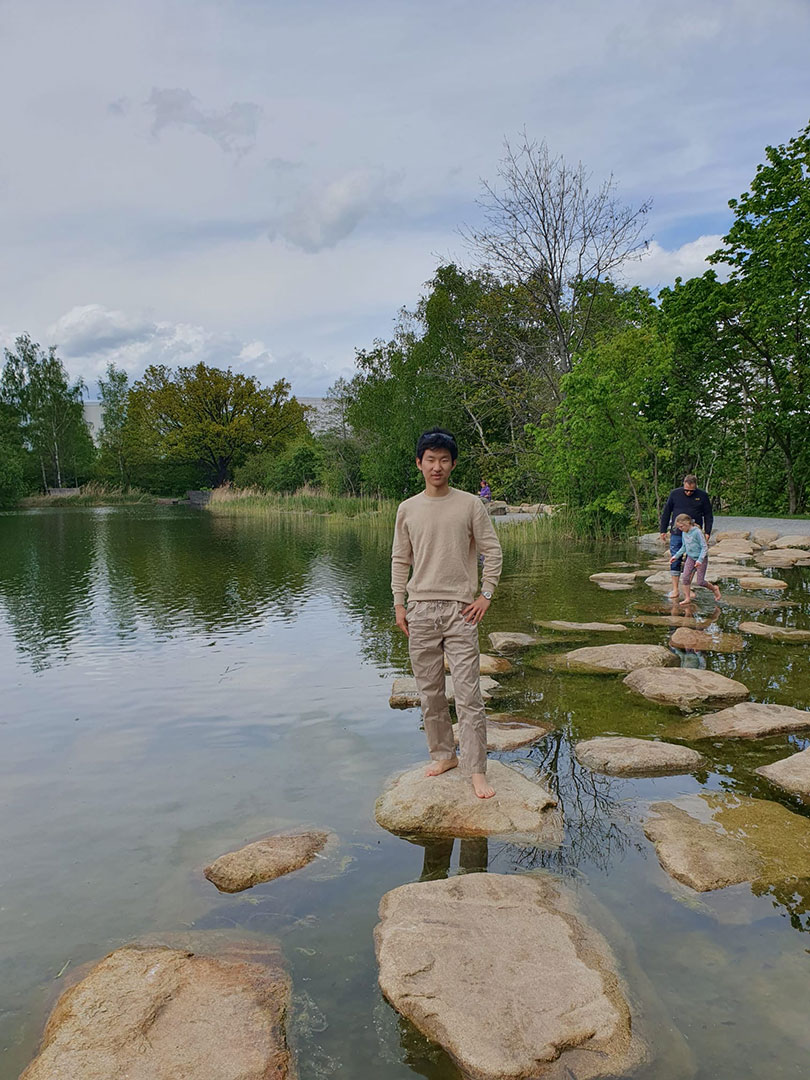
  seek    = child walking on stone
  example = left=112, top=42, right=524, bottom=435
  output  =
left=669, top=513, right=721, bottom=605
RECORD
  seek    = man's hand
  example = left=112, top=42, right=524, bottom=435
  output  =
left=394, top=604, right=409, bottom=638
left=461, top=595, right=491, bottom=625
left=660, top=532, right=668, bottom=543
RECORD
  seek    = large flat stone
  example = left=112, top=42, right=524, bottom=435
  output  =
left=374, top=760, right=562, bottom=843
left=689, top=701, right=810, bottom=739
left=598, top=582, right=634, bottom=591
left=772, top=534, right=810, bottom=549
left=718, top=594, right=793, bottom=611
left=20, top=944, right=293, bottom=1080
left=204, top=830, right=330, bottom=893
left=756, top=747, right=810, bottom=797
left=739, top=576, right=789, bottom=590
left=752, top=528, right=780, bottom=546
left=669, top=627, right=745, bottom=653
left=623, top=668, right=749, bottom=709
left=550, top=644, right=677, bottom=674
left=374, top=873, right=644, bottom=1080
left=755, top=549, right=808, bottom=568
left=534, top=620, right=628, bottom=632
left=390, top=675, right=498, bottom=708
left=488, top=631, right=538, bottom=651
left=643, top=793, right=810, bottom=893
left=575, top=737, right=704, bottom=777
left=452, top=718, right=551, bottom=751
left=589, top=572, right=637, bottom=584
left=738, top=621, right=810, bottom=643
left=713, top=530, right=751, bottom=541
left=624, top=614, right=699, bottom=627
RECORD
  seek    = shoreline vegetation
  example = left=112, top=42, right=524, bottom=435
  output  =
left=19, top=482, right=158, bottom=508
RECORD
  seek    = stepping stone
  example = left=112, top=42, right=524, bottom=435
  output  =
left=589, top=571, right=637, bottom=584
left=445, top=653, right=515, bottom=675
left=204, top=830, right=331, bottom=893
left=626, top=614, right=699, bottom=627
left=20, top=944, right=294, bottom=1080
left=713, top=530, right=751, bottom=541
left=606, top=561, right=638, bottom=567
left=756, top=747, right=810, bottom=797
left=772, top=534, right=810, bottom=549
left=739, top=576, right=788, bottom=590
left=755, top=549, right=808, bottom=568
left=575, top=736, right=704, bottom=776
left=644, top=571, right=674, bottom=587
left=712, top=540, right=755, bottom=555
left=488, top=631, right=538, bottom=651
left=374, top=760, right=562, bottom=843
left=687, top=701, right=810, bottom=739
left=623, top=668, right=749, bottom=709
left=669, top=627, right=745, bottom=653
left=548, top=644, right=677, bottom=674
left=752, top=528, right=780, bottom=545
left=738, top=621, right=810, bottom=643
left=719, top=594, right=793, bottom=611
left=534, top=620, right=628, bottom=632
left=643, top=793, right=810, bottom=892
left=452, top=718, right=550, bottom=751
left=374, top=874, right=644, bottom=1080
left=390, top=676, right=498, bottom=708
left=598, top=582, right=633, bottom=591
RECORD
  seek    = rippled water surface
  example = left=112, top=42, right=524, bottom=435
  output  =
left=2, top=507, right=810, bottom=1079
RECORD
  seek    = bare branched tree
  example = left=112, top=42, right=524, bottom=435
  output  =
left=464, top=133, right=651, bottom=378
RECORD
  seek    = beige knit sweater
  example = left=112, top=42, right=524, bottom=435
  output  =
left=391, top=488, right=503, bottom=605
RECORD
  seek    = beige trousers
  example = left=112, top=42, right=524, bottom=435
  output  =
left=407, top=599, right=487, bottom=775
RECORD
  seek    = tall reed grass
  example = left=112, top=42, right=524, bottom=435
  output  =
left=206, top=485, right=398, bottom=521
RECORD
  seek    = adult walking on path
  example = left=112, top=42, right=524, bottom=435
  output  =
left=392, top=428, right=503, bottom=799
left=659, top=474, right=714, bottom=600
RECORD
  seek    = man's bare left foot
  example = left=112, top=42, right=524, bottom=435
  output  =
left=472, top=773, right=495, bottom=799
left=426, top=757, right=458, bottom=777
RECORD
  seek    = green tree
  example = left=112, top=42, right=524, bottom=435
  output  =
left=0, top=399, right=26, bottom=505
left=96, top=363, right=130, bottom=484
left=706, top=119, right=810, bottom=512
left=0, top=333, right=93, bottom=490
left=124, top=362, right=308, bottom=487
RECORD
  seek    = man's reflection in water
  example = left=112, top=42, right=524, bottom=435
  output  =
left=417, top=837, right=489, bottom=881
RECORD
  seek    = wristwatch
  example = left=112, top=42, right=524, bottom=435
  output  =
left=482, top=590, right=493, bottom=600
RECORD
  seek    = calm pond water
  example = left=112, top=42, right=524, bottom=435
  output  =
left=1, top=506, right=809, bottom=1079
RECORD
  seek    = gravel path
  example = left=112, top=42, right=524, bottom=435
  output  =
left=712, top=515, right=810, bottom=537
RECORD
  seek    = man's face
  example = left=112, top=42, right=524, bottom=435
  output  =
left=684, top=481, right=697, bottom=496
left=417, top=448, right=455, bottom=486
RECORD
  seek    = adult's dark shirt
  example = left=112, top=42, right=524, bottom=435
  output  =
left=659, top=487, right=714, bottom=536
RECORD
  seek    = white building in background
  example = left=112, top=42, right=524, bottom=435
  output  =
left=82, top=400, right=103, bottom=444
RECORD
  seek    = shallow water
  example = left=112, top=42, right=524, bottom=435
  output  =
left=1, top=507, right=809, bottom=1079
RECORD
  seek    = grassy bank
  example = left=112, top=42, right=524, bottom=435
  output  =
left=20, top=483, right=158, bottom=508
left=206, top=485, right=398, bottom=521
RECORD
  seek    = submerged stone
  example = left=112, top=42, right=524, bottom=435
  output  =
left=756, top=747, right=810, bottom=797
left=390, top=675, right=498, bottom=708
left=626, top=614, right=699, bottom=627
left=452, top=717, right=551, bottom=751
left=549, top=644, right=677, bottom=674
left=20, top=944, right=294, bottom=1080
left=445, top=653, right=515, bottom=675
left=374, top=873, right=645, bottom=1080
left=488, top=631, right=538, bottom=651
left=686, top=701, right=810, bottom=739
left=589, top=572, right=637, bottom=584
left=644, top=793, right=810, bottom=893
left=668, top=627, right=745, bottom=653
left=374, top=760, right=561, bottom=844
left=575, top=736, right=704, bottom=777
left=598, top=582, right=634, bottom=591
left=738, top=621, right=810, bottom=643
left=718, top=594, right=793, bottom=612
left=204, top=830, right=330, bottom=893
left=623, top=668, right=749, bottom=709
left=534, top=619, right=628, bottom=632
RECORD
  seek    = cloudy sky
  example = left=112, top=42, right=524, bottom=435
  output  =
left=2, top=0, right=808, bottom=397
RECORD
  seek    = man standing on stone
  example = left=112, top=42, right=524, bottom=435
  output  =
left=392, top=428, right=503, bottom=799
left=659, top=473, right=714, bottom=600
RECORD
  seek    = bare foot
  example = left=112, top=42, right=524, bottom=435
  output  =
left=425, top=757, right=458, bottom=777
left=679, top=597, right=693, bottom=606
left=472, top=773, right=495, bottom=799
left=667, top=591, right=679, bottom=599
left=712, top=586, right=722, bottom=601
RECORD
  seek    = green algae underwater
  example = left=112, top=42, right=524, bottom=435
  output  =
left=1, top=505, right=809, bottom=1079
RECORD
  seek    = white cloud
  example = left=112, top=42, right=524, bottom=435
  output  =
left=632, top=235, right=728, bottom=291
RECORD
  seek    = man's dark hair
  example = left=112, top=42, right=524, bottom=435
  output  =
left=416, top=427, right=458, bottom=462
